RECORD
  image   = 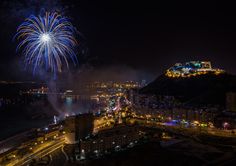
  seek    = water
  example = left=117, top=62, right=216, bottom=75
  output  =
left=0, top=110, right=52, bottom=141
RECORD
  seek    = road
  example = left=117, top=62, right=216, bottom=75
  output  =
left=5, top=138, right=65, bottom=166
left=48, top=146, right=68, bottom=166
left=0, top=130, right=32, bottom=155
left=21, top=139, right=65, bottom=166
left=129, top=118, right=236, bottom=138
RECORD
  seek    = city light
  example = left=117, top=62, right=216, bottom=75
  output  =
left=165, top=61, right=225, bottom=78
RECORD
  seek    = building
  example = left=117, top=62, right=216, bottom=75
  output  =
left=64, top=113, right=94, bottom=144
left=214, top=112, right=236, bottom=129
left=165, top=61, right=224, bottom=78
left=226, top=92, right=236, bottom=112
left=79, top=125, right=144, bottom=157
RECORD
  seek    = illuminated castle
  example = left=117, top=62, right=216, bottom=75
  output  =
left=165, top=61, right=225, bottom=78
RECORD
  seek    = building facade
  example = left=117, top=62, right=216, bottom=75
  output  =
left=64, top=113, right=94, bottom=144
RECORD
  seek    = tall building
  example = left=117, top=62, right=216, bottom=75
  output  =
left=64, top=113, right=94, bottom=144
left=226, top=92, right=236, bottom=112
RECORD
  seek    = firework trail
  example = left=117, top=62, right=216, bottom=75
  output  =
left=15, top=12, right=78, bottom=77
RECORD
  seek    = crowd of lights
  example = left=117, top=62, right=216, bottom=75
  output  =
left=165, top=61, right=225, bottom=78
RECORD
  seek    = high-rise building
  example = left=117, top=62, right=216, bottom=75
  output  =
left=64, top=113, right=94, bottom=144
left=226, top=92, right=236, bottom=112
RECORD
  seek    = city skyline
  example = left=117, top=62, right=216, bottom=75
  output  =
left=1, top=1, right=236, bottom=166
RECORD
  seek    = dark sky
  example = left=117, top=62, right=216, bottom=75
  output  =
left=0, top=1, right=236, bottom=80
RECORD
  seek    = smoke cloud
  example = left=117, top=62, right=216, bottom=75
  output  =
left=0, top=0, right=69, bottom=21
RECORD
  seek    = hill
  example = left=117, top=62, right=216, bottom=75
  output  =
left=140, top=73, right=236, bottom=106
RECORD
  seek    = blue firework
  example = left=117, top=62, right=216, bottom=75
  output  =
left=15, top=12, right=78, bottom=76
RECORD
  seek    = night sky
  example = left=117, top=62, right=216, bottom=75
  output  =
left=0, top=1, right=236, bottom=80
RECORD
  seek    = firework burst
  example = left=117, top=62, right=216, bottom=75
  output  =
left=15, top=12, right=78, bottom=77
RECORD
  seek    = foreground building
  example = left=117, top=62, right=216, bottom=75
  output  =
left=214, top=112, right=236, bottom=129
left=226, top=92, right=236, bottom=112
left=79, top=125, right=144, bottom=158
left=64, top=113, right=94, bottom=144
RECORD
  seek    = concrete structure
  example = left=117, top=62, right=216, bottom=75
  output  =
left=226, top=92, right=236, bottom=112
left=79, top=125, right=144, bottom=157
left=64, top=113, right=94, bottom=144
left=214, top=112, right=236, bottom=129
